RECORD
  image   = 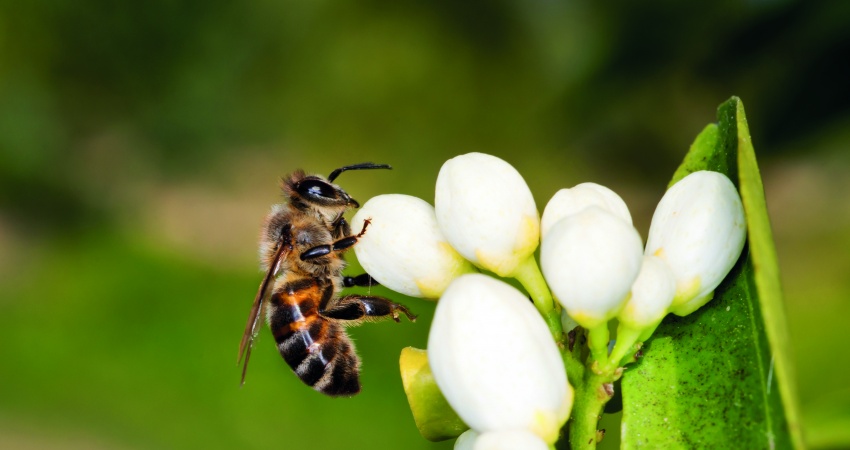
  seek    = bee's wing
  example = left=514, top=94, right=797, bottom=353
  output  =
left=238, top=242, right=289, bottom=385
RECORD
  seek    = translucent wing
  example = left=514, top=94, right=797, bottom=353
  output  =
left=238, top=241, right=289, bottom=385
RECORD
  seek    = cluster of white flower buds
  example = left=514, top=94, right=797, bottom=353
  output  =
left=356, top=153, right=568, bottom=446
left=353, top=153, right=746, bottom=448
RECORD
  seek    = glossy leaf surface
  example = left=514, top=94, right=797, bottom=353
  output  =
left=620, top=97, right=803, bottom=449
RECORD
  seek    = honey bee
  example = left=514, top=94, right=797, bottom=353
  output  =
left=238, top=162, right=416, bottom=396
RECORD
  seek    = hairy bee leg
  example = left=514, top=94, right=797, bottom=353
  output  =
left=327, top=219, right=370, bottom=251
left=300, top=245, right=332, bottom=260
left=330, top=213, right=351, bottom=238
left=355, top=218, right=371, bottom=237
left=300, top=219, right=372, bottom=261
left=326, top=219, right=370, bottom=251
left=320, top=295, right=417, bottom=324
left=343, top=274, right=380, bottom=288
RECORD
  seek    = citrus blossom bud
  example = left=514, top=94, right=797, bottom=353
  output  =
left=352, top=194, right=476, bottom=299
left=541, top=183, right=632, bottom=239
left=645, top=171, right=746, bottom=316
left=435, top=153, right=540, bottom=277
left=618, top=255, right=676, bottom=329
left=454, top=430, right=549, bottom=450
left=541, top=207, right=644, bottom=329
left=428, top=274, right=572, bottom=444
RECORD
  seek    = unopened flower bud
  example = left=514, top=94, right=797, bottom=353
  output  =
left=428, top=274, right=572, bottom=444
left=435, top=153, right=540, bottom=277
left=645, top=171, right=746, bottom=316
left=541, top=183, right=632, bottom=238
left=541, top=207, right=644, bottom=329
left=618, top=255, right=676, bottom=329
left=353, top=194, right=476, bottom=299
left=454, top=430, right=549, bottom=450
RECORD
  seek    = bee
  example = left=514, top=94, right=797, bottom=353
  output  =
left=238, top=162, right=416, bottom=396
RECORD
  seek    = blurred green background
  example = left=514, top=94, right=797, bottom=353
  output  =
left=1, top=0, right=849, bottom=448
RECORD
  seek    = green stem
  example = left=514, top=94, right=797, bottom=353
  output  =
left=513, top=256, right=563, bottom=338
left=562, top=329, right=585, bottom=388
left=565, top=326, right=625, bottom=450
left=564, top=319, right=659, bottom=448
left=569, top=370, right=613, bottom=449
left=606, top=324, right=642, bottom=372
left=587, top=324, right=610, bottom=369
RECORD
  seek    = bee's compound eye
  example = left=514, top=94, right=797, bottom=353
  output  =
left=298, top=179, right=338, bottom=200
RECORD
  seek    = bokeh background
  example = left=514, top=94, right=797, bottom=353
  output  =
left=1, top=1, right=849, bottom=448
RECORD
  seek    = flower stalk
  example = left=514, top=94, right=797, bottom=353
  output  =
left=561, top=327, right=623, bottom=450
left=587, top=325, right=610, bottom=370
left=606, top=324, right=643, bottom=372
left=569, top=370, right=613, bottom=448
left=512, top=255, right=563, bottom=338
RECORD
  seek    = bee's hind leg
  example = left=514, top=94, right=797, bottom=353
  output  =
left=319, top=295, right=416, bottom=325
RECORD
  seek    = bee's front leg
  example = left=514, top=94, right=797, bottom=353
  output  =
left=300, top=219, right=372, bottom=261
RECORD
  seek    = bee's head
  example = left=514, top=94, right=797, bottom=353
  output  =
left=282, top=163, right=391, bottom=216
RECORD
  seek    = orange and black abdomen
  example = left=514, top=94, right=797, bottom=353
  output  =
left=267, top=278, right=361, bottom=396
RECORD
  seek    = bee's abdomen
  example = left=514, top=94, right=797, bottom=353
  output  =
left=268, top=282, right=361, bottom=396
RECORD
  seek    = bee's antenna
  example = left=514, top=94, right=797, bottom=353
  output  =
left=327, top=163, right=392, bottom=182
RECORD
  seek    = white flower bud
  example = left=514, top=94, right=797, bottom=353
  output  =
left=645, top=171, right=746, bottom=316
left=428, top=274, right=572, bottom=444
left=541, top=207, right=644, bottom=329
left=618, top=255, right=676, bottom=329
left=435, top=153, right=540, bottom=277
left=455, top=430, right=549, bottom=450
left=352, top=194, right=476, bottom=299
left=541, top=183, right=632, bottom=239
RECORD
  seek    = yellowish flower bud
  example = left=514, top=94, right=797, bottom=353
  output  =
left=645, top=171, right=746, bottom=316
left=541, top=207, right=644, bottom=329
left=428, top=274, right=572, bottom=444
left=353, top=194, right=475, bottom=299
left=541, top=183, right=632, bottom=239
left=454, top=430, right=549, bottom=450
left=618, top=255, right=676, bottom=329
left=435, top=153, right=540, bottom=277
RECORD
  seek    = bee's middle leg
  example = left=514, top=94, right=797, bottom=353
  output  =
left=343, top=274, right=379, bottom=288
left=320, top=295, right=416, bottom=324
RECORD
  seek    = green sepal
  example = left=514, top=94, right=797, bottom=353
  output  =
left=399, top=347, right=469, bottom=442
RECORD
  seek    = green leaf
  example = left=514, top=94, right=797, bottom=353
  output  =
left=620, top=97, right=804, bottom=449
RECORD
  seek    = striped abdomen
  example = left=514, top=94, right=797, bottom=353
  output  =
left=267, top=279, right=361, bottom=396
